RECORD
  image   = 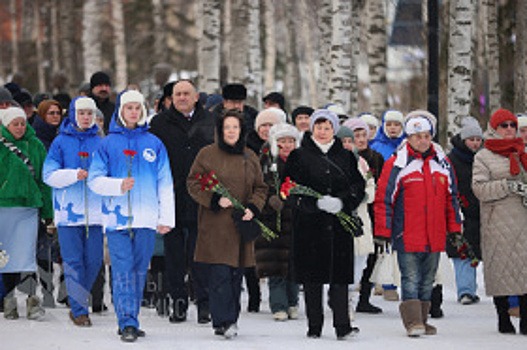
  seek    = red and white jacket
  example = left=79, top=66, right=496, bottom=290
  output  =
left=374, top=141, right=462, bottom=253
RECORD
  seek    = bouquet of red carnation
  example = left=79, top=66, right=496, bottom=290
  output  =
left=78, top=152, right=90, bottom=238
left=280, top=176, right=363, bottom=237
left=195, top=171, right=278, bottom=241
left=448, top=233, right=479, bottom=267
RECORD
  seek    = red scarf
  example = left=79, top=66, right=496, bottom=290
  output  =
left=484, top=138, right=527, bottom=175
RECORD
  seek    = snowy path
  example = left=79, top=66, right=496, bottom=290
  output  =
left=1, top=255, right=525, bottom=349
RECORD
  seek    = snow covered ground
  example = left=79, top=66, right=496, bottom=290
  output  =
left=1, top=254, right=525, bottom=350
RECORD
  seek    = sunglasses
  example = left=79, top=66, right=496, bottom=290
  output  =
left=47, top=111, right=62, bottom=116
left=499, top=122, right=517, bottom=129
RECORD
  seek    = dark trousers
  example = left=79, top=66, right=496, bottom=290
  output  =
left=303, top=283, right=350, bottom=333
left=2, top=273, right=21, bottom=296
left=91, top=265, right=106, bottom=310
left=359, top=253, right=377, bottom=303
left=164, top=224, right=209, bottom=314
left=244, top=267, right=261, bottom=311
left=208, top=264, right=243, bottom=328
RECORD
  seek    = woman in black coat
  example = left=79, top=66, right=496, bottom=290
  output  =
left=255, top=123, right=301, bottom=321
left=284, top=110, right=365, bottom=340
left=446, top=118, right=483, bottom=305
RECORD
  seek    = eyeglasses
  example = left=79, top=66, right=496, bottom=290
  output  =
left=47, top=111, right=62, bottom=116
left=498, top=122, right=517, bottom=129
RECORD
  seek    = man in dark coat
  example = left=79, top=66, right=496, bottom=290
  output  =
left=210, top=83, right=258, bottom=131
left=149, top=79, right=216, bottom=324
left=88, top=71, right=115, bottom=134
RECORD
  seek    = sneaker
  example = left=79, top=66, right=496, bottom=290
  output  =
left=336, top=326, right=360, bottom=340
left=470, top=295, right=480, bottom=304
left=459, top=294, right=473, bottom=305
left=118, top=328, right=145, bottom=337
left=273, top=311, right=288, bottom=321
left=383, top=289, right=400, bottom=301
left=120, top=326, right=138, bottom=342
left=223, top=323, right=238, bottom=339
left=214, top=327, right=225, bottom=336
left=26, top=296, right=45, bottom=321
left=287, top=306, right=299, bottom=320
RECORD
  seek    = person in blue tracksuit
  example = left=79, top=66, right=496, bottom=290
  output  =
left=43, top=96, right=103, bottom=326
left=88, top=90, right=174, bottom=342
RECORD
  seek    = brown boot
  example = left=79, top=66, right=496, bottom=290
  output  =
left=399, top=300, right=425, bottom=337
left=421, top=301, right=437, bottom=335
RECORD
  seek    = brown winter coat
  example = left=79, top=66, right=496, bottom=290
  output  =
left=472, top=130, right=527, bottom=296
left=187, top=144, right=268, bottom=268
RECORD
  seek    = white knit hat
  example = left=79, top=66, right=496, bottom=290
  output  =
left=255, top=107, right=286, bottom=130
left=75, top=97, right=97, bottom=129
left=118, top=90, right=147, bottom=127
left=517, top=113, right=527, bottom=129
left=404, top=110, right=437, bottom=137
left=269, top=123, right=300, bottom=157
left=1, top=106, right=26, bottom=126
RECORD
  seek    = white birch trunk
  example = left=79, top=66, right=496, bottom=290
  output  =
left=263, top=0, right=276, bottom=93
left=367, top=0, right=388, bottom=116
left=328, top=0, right=352, bottom=113
left=50, top=0, right=60, bottom=74
left=515, top=0, right=527, bottom=113
left=111, top=0, right=127, bottom=91
left=283, top=1, right=301, bottom=110
left=447, top=0, right=474, bottom=140
left=317, top=0, right=332, bottom=106
left=152, top=0, right=168, bottom=64
left=228, top=0, right=249, bottom=83
left=10, top=0, right=19, bottom=74
left=220, top=0, right=232, bottom=85
left=485, top=0, right=500, bottom=115
left=34, top=0, right=45, bottom=92
left=349, top=0, right=361, bottom=115
left=299, top=0, right=317, bottom=108
left=246, top=0, right=262, bottom=108
left=59, top=0, right=75, bottom=91
left=82, top=0, right=102, bottom=81
left=198, top=0, right=221, bottom=93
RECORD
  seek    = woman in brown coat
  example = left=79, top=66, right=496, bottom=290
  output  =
left=472, top=109, right=527, bottom=335
left=187, top=109, right=268, bottom=339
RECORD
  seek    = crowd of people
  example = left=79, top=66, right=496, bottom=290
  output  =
left=0, top=71, right=526, bottom=343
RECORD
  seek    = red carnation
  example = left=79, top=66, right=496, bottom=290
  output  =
left=78, top=151, right=89, bottom=158
left=123, top=149, right=138, bottom=157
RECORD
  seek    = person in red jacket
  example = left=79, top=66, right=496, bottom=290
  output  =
left=374, top=110, right=462, bottom=338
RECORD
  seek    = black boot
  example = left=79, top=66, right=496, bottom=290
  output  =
left=519, top=294, right=527, bottom=335
left=494, top=296, right=516, bottom=334
left=356, top=281, right=382, bottom=314
left=429, top=284, right=444, bottom=318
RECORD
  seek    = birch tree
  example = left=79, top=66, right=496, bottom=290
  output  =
left=263, top=0, right=276, bottom=93
left=328, top=0, right=352, bottom=113
left=59, top=0, right=76, bottom=91
left=485, top=0, right=500, bottom=115
left=515, top=0, right=527, bottom=113
left=317, top=0, right=332, bottom=106
left=447, top=0, right=474, bottom=140
left=299, top=0, right=318, bottom=108
left=198, top=0, right=221, bottom=93
left=283, top=1, right=301, bottom=109
left=152, top=0, right=168, bottom=64
left=82, top=0, right=102, bottom=81
left=220, top=0, right=232, bottom=85
left=246, top=0, right=262, bottom=108
left=10, top=0, right=19, bottom=74
left=50, top=0, right=60, bottom=75
left=367, top=0, right=388, bottom=116
left=228, top=0, right=249, bottom=83
left=34, top=0, right=45, bottom=92
left=111, top=0, right=127, bottom=91
left=349, top=0, right=361, bottom=115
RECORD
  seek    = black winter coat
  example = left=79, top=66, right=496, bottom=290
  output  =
left=246, top=129, right=265, bottom=155
left=446, top=134, right=482, bottom=259
left=150, top=102, right=215, bottom=225
left=284, top=133, right=366, bottom=284
left=255, top=149, right=294, bottom=278
left=89, top=93, right=115, bottom=135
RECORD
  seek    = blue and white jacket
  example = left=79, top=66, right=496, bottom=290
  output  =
left=87, top=100, right=175, bottom=231
left=369, top=111, right=406, bottom=161
left=43, top=97, right=103, bottom=227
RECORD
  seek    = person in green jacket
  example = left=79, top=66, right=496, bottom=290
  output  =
left=0, top=106, right=53, bottom=321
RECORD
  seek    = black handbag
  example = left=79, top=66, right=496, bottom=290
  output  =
left=231, top=208, right=261, bottom=242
